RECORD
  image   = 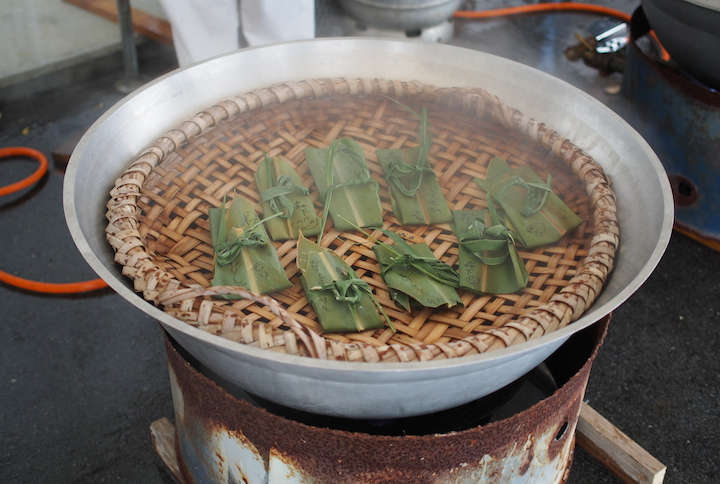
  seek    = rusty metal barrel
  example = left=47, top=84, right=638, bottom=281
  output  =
left=164, top=316, right=610, bottom=484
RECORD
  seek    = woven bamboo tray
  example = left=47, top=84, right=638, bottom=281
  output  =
left=106, top=78, right=618, bottom=363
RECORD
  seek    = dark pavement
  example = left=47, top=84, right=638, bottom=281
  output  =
left=1, top=5, right=718, bottom=483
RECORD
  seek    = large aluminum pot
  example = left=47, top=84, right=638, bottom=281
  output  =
left=64, top=38, right=673, bottom=419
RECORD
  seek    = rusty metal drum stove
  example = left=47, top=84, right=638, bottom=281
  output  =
left=166, top=317, right=609, bottom=484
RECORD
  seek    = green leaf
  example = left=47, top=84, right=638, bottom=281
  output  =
left=377, top=146, right=453, bottom=225
left=474, top=157, right=583, bottom=248
left=209, top=195, right=292, bottom=297
left=372, top=231, right=462, bottom=312
left=255, top=154, right=321, bottom=240
left=376, top=106, right=451, bottom=225
left=297, top=234, right=392, bottom=333
left=304, top=138, right=383, bottom=235
left=452, top=210, right=529, bottom=294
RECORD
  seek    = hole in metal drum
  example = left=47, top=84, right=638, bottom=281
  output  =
left=555, top=421, right=569, bottom=441
left=669, top=173, right=698, bottom=207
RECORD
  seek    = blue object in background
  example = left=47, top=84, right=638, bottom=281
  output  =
left=622, top=9, right=720, bottom=247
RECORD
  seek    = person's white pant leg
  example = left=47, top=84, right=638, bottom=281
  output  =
left=240, top=0, right=315, bottom=46
left=158, top=0, right=240, bottom=67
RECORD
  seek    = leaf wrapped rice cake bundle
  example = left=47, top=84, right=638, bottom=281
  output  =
left=297, top=234, right=391, bottom=333
left=452, top=210, right=529, bottom=295
left=304, top=138, right=383, bottom=235
left=255, top=154, right=321, bottom=240
left=474, top=157, right=583, bottom=249
left=376, top=107, right=452, bottom=225
left=372, top=230, right=462, bottom=312
left=209, top=195, right=292, bottom=297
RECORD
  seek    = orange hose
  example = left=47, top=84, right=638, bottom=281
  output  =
left=0, top=146, right=49, bottom=197
left=454, top=2, right=671, bottom=61
left=454, top=2, right=631, bottom=22
left=0, top=146, right=109, bottom=293
left=0, top=270, right=109, bottom=294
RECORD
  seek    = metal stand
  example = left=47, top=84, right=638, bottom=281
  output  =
left=114, top=0, right=144, bottom=93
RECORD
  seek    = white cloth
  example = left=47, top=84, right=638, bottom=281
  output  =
left=158, top=0, right=315, bottom=67
left=158, top=0, right=240, bottom=67
left=240, top=0, right=315, bottom=47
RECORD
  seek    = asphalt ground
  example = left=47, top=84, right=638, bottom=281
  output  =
left=1, top=5, right=718, bottom=483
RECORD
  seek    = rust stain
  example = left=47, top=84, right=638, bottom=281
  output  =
left=233, top=463, right=249, bottom=484
left=175, top=425, right=195, bottom=484
left=518, top=436, right=534, bottom=475
left=165, top=316, right=609, bottom=484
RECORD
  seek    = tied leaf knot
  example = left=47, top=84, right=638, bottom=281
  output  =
left=459, top=219, right=515, bottom=265
left=386, top=159, right=435, bottom=197
left=261, top=174, right=310, bottom=219
left=496, top=175, right=553, bottom=217
left=214, top=230, right=268, bottom=266
left=382, top=254, right=460, bottom=286
left=309, top=277, right=371, bottom=305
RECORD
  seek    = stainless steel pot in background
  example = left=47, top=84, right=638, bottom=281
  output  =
left=63, top=39, right=673, bottom=419
left=338, top=0, right=464, bottom=30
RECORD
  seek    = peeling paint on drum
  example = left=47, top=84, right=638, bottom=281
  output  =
left=166, top=316, right=608, bottom=484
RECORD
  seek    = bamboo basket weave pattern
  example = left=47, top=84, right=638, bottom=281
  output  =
left=106, top=78, right=618, bottom=363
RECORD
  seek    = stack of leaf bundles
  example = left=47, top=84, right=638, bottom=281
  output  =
left=376, top=107, right=452, bottom=225
left=304, top=138, right=383, bottom=236
left=209, top=195, right=292, bottom=297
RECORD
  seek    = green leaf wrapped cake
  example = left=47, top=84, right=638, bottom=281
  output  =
left=297, top=234, right=392, bottom=333
left=475, top=157, right=583, bottom=248
left=304, top=138, right=383, bottom=236
left=372, top=229, right=462, bottom=312
left=452, top=209, right=528, bottom=295
left=209, top=195, right=292, bottom=297
left=255, top=154, right=321, bottom=240
left=376, top=107, right=452, bottom=225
